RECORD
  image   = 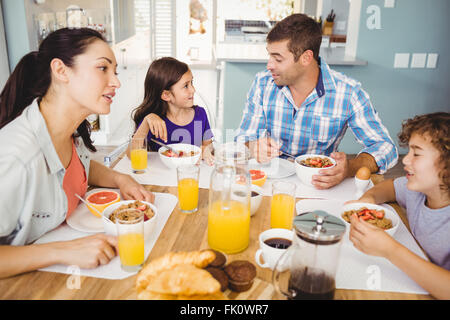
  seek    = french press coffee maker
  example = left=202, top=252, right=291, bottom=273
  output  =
left=272, top=210, right=346, bottom=300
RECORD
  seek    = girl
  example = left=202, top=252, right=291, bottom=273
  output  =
left=131, top=57, right=214, bottom=165
left=0, top=28, right=154, bottom=279
left=348, top=112, right=450, bottom=299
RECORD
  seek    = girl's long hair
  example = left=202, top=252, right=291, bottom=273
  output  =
left=132, top=57, right=189, bottom=131
left=0, top=27, right=106, bottom=152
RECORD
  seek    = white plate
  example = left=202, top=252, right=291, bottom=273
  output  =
left=66, top=203, right=104, bottom=233
left=249, top=157, right=296, bottom=179
left=66, top=188, right=121, bottom=233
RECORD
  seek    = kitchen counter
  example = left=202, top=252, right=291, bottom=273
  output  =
left=215, top=43, right=367, bottom=66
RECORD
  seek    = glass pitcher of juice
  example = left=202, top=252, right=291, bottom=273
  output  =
left=208, top=142, right=251, bottom=254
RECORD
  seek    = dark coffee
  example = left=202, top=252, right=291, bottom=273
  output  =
left=251, top=191, right=260, bottom=197
left=264, top=237, right=292, bottom=249
left=288, top=267, right=335, bottom=300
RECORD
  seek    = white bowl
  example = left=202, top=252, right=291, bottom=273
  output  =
left=102, top=200, right=158, bottom=236
left=295, top=154, right=336, bottom=187
left=158, top=143, right=202, bottom=169
left=340, top=202, right=399, bottom=237
left=250, top=184, right=263, bottom=216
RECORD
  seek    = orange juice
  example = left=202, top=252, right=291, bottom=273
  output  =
left=270, top=193, right=295, bottom=229
left=131, top=149, right=147, bottom=171
left=208, top=200, right=250, bottom=254
left=118, top=233, right=145, bottom=266
left=178, top=178, right=199, bottom=212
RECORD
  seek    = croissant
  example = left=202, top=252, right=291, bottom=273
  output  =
left=136, top=250, right=216, bottom=291
left=145, top=264, right=220, bottom=296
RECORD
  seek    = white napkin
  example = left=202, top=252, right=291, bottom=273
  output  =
left=115, top=154, right=373, bottom=202
left=35, top=192, right=178, bottom=280
left=296, top=199, right=428, bottom=294
left=114, top=152, right=214, bottom=188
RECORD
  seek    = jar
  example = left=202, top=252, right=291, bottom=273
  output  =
left=272, top=210, right=346, bottom=299
left=207, top=142, right=251, bottom=254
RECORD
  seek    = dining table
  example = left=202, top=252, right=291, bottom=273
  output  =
left=0, top=156, right=434, bottom=300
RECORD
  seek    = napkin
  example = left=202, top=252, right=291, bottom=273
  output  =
left=114, top=153, right=372, bottom=202
left=296, top=199, right=428, bottom=295
left=35, top=192, right=178, bottom=280
left=114, top=152, right=214, bottom=188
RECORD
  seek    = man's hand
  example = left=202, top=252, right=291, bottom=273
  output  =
left=248, top=137, right=281, bottom=163
left=311, top=152, right=349, bottom=189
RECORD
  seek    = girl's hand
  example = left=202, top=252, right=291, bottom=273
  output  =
left=115, top=173, right=155, bottom=203
left=145, top=113, right=167, bottom=142
left=202, top=143, right=215, bottom=166
left=349, top=213, right=396, bottom=258
left=56, top=234, right=118, bottom=269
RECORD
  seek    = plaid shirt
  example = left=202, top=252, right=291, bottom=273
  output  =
left=235, top=58, right=398, bottom=173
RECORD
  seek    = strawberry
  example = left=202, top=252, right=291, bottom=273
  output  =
left=137, top=205, right=147, bottom=211
left=374, top=210, right=384, bottom=219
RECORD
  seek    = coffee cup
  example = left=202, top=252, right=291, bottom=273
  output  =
left=254, top=228, right=294, bottom=271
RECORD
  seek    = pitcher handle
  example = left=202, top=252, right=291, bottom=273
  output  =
left=272, top=249, right=295, bottom=299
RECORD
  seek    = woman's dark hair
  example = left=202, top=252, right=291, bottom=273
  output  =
left=132, top=57, right=189, bottom=131
left=398, top=112, right=450, bottom=196
left=0, top=27, right=106, bottom=152
left=267, top=13, right=322, bottom=62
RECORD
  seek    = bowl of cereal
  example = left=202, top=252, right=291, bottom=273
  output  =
left=158, top=143, right=201, bottom=169
left=102, top=200, right=157, bottom=236
left=340, top=202, right=399, bottom=236
left=294, top=154, right=336, bottom=187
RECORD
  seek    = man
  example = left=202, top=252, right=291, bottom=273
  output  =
left=235, top=14, right=398, bottom=189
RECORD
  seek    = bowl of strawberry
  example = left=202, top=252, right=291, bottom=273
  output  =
left=102, top=200, right=158, bottom=236
left=340, top=202, right=399, bottom=236
left=294, top=154, right=336, bottom=187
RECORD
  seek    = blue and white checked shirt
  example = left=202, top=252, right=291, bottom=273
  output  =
left=235, top=58, right=398, bottom=173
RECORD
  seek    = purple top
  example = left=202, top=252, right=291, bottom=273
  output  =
left=146, top=106, right=214, bottom=151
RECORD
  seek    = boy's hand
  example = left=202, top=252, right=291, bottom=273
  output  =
left=349, top=214, right=395, bottom=258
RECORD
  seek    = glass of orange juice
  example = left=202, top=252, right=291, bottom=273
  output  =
left=130, top=136, right=148, bottom=174
left=115, top=209, right=145, bottom=272
left=177, top=165, right=200, bottom=214
left=270, top=181, right=297, bottom=230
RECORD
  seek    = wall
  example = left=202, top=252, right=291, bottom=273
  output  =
left=222, top=0, right=450, bottom=154
left=2, top=0, right=111, bottom=71
left=0, top=1, right=10, bottom=88
left=2, top=0, right=29, bottom=71
left=334, top=0, right=450, bottom=153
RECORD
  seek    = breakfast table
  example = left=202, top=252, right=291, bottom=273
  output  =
left=0, top=154, right=434, bottom=300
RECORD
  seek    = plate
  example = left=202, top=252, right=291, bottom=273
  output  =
left=249, top=157, right=296, bottom=179
left=66, top=188, right=121, bottom=233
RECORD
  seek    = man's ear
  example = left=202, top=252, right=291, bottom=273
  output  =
left=161, top=90, right=172, bottom=102
left=300, top=50, right=315, bottom=66
left=49, top=58, right=69, bottom=83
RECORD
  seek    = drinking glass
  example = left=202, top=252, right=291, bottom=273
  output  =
left=177, top=164, right=200, bottom=214
left=270, top=181, right=297, bottom=230
left=116, top=209, right=145, bottom=272
left=130, top=136, right=148, bottom=174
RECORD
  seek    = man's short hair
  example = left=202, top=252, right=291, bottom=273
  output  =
left=267, top=14, right=322, bottom=62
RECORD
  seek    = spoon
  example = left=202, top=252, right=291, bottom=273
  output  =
left=150, top=138, right=179, bottom=156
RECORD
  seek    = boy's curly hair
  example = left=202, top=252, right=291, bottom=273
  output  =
left=398, top=112, right=450, bottom=196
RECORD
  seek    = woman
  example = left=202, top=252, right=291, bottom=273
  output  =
left=0, top=28, right=154, bottom=279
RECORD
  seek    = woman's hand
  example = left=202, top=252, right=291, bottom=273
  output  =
left=349, top=213, right=396, bottom=258
left=114, top=173, right=155, bottom=203
left=55, top=234, right=118, bottom=269
left=145, top=113, right=167, bottom=142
